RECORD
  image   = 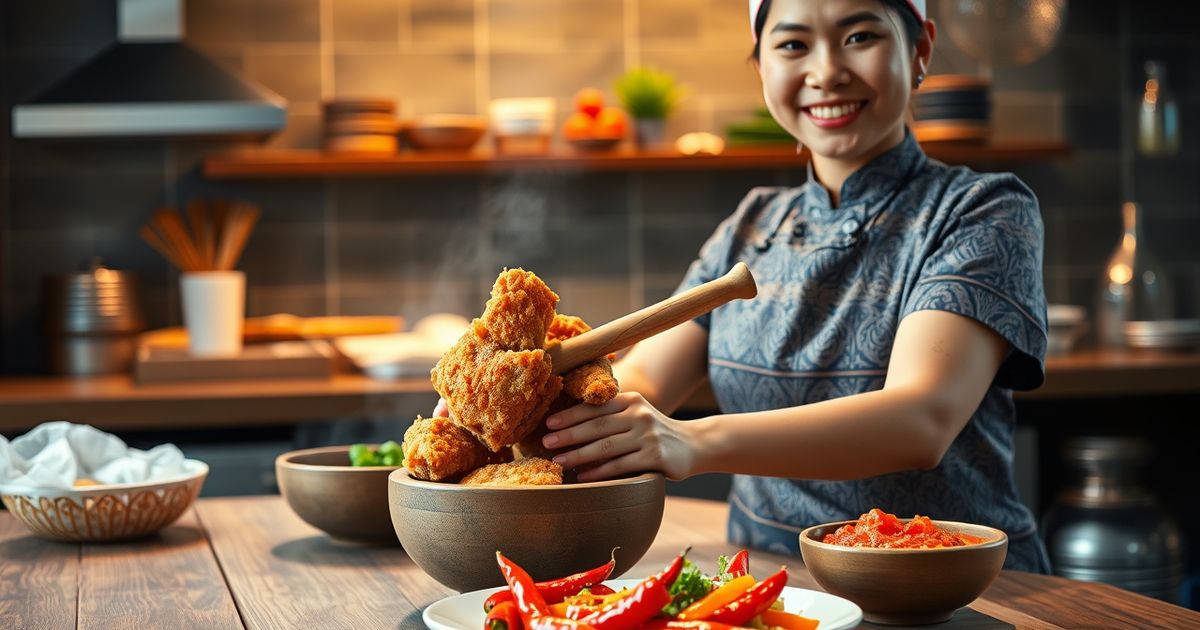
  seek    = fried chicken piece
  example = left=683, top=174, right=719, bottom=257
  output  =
left=459, top=457, right=563, bottom=486
left=546, top=313, right=620, bottom=404
left=563, top=357, right=619, bottom=405
left=474, top=268, right=559, bottom=351
left=513, top=394, right=575, bottom=461
left=431, top=332, right=563, bottom=452
left=546, top=314, right=590, bottom=344
left=403, top=416, right=505, bottom=482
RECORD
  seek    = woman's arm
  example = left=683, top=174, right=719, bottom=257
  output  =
left=611, top=320, right=709, bottom=414
left=543, top=309, right=1009, bottom=481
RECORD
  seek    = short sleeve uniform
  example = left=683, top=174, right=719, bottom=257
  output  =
left=675, top=130, right=1051, bottom=573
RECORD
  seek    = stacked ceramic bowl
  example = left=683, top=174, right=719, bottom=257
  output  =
left=489, top=97, right=555, bottom=154
left=912, top=75, right=991, bottom=142
left=323, top=98, right=399, bottom=154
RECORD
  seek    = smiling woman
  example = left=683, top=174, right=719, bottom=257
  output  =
left=539, top=0, right=1055, bottom=576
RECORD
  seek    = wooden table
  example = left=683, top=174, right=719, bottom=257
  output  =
left=2, top=496, right=1195, bottom=629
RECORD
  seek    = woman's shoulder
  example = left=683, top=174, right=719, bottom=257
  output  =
left=916, top=158, right=1040, bottom=219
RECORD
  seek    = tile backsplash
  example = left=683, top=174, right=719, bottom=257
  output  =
left=2, top=0, right=1198, bottom=373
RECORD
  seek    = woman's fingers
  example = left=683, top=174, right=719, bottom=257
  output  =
left=552, top=428, right=638, bottom=469
left=432, top=397, right=449, bottom=418
left=575, top=452, right=646, bottom=482
left=545, top=392, right=634, bottom=429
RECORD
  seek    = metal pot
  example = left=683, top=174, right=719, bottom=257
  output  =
left=42, top=260, right=146, bottom=376
left=1041, top=436, right=1186, bottom=603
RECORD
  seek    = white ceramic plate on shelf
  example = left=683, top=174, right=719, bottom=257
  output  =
left=423, top=578, right=863, bottom=630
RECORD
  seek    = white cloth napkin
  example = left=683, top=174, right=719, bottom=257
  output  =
left=0, top=421, right=190, bottom=494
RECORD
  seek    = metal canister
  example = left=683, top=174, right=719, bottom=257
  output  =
left=1041, top=436, right=1186, bottom=603
left=42, top=260, right=146, bottom=375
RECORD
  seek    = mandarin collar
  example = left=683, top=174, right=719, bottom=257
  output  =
left=803, top=128, right=926, bottom=213
left=753, top=130, right=926, bottom=253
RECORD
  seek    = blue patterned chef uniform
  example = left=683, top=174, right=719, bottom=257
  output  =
left=675, top=129, right=1051, bottom=573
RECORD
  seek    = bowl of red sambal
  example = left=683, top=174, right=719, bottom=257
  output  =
left=799, top=508, right=1007, bottom=625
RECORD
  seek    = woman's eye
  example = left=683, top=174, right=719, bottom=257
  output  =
left=776, top=39, right=808, bottom=52
left=846, top=31, right=880, bottom=45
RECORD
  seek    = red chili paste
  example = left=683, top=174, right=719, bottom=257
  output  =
left=822, top=508, right=986, bottom=549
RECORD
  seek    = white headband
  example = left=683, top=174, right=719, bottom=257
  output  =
left=750, top=0, right=927, bottom=42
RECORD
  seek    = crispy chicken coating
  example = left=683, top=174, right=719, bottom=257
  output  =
left=402, top=416, right=505, bottom=482
left=431, top=332, right=563, bottom=452
left=547, top=313, right=620, bottom=405
left=546, top=314, right=590, bottom=344
left=474, top=268, right=559, bottom=351
left=562, top=357, right=619, bottom=405
left=459, top=457, right=563, bottom=486
left=513, top=394, right=575, bottom=461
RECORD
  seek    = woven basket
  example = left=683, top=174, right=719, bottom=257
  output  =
left=2, top=462, right=208, bottom=542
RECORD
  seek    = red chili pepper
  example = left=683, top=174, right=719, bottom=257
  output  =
left=485, top=549, right=620, bottom=612
left=702, top=567, right=788, bottom=627
left=486, top=600, right=524, bottom=630
left=497, top=551, right=551, bottom=627
left=726, top=550, right=749, bottom=578
left=579, top=551, right=688, bottom=630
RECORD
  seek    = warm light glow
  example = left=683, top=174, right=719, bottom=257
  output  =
left=1123, top=234, right=1136, bottom=249
left=1109, top=263, right=1133, bottom=284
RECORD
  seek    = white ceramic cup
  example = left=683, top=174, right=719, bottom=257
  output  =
left=180, top=271, right=245, bottom=357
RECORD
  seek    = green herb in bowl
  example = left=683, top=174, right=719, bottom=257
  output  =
left=349, top=440, right=405, bottom=467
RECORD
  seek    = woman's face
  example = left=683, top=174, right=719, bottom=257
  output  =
left=757, top=0, right=926, bottom=164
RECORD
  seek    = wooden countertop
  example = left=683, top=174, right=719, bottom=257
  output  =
left=1, top=495, right=1194, bottom=628
left=0, top=347, right=1197, bottom=433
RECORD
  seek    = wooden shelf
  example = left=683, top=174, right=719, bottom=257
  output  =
left=202, top=141, right=1071, bottom=179
left=0, top=346, right=1193, bottom=434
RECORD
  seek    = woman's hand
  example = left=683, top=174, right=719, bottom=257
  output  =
left=432, top=397, right=449, bottom=417
left=541, top=392, right=697, bottom=482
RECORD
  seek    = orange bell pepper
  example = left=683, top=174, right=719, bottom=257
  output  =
left=758, top=609, right=819, bottom=630
left=675, top=575, right=755, bottom=621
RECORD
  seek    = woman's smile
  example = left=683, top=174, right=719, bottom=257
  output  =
left=802, top=99, right=868, bottom=128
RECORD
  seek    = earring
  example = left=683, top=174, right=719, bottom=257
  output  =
left=914, top=72, right=925, bottom=88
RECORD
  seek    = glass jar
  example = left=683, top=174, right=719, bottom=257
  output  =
left=1041, top=436, right=1186, bottom=604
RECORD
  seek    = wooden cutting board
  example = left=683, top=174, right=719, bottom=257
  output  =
left=134, top=339, right=335, bottom=384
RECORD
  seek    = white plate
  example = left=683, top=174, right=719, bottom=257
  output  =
left=423, top=578, right=862, bottom=630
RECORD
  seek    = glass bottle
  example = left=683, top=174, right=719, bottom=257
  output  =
left=1095, top=202, right=1176, bottom=346
left=1138, top=60, right=1181, bottom=156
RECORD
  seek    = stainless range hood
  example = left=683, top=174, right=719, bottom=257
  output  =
left=13, top=0, right=287, bottom=138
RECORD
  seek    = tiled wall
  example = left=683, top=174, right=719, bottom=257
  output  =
left=1, top=0, right=1198, bottom=374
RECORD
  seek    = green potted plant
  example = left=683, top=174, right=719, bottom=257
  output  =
left=613, top=66, right=685, bottom=149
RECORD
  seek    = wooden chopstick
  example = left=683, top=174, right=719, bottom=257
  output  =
left=187, top=199, right=215, bottom=271
left=215, top=202, right=261, bottom=271
left=139, top=224, right=189, bottom=271
left=152, top=207, right=204, bottom=272
left=142, top=199, right=260, bottom=272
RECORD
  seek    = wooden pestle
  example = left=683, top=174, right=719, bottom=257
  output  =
left=547, top=262, right=757, bottom=374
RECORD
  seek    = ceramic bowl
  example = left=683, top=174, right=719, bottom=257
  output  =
left=276, top=445, right=402, bottom=545
left=567, top=137, right=622, bottom=152
left=1, top=460, right=208, bottom=542
left=799, top=519, right=1008, bottom=625
left=388, top=469, right=665, bottom=592
left=401, top=114, right=487, bottom=151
